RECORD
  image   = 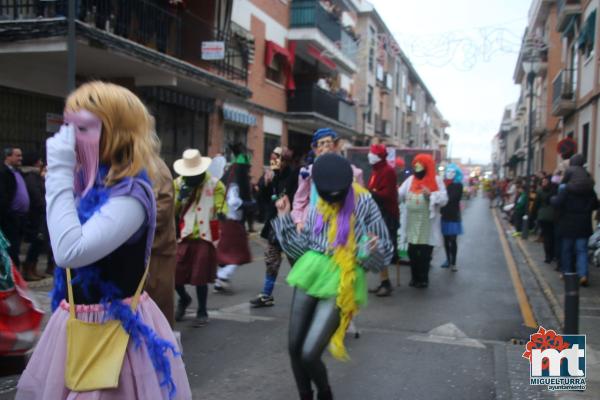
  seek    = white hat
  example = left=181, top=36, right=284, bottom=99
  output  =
left=173, top=149, right=212, bottom=177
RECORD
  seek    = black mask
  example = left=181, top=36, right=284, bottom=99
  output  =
left=414, top=170, right=426, bottom=180
left=184, top=173, right=205, bottom=187
left=318, top=188, right=349, bottom=204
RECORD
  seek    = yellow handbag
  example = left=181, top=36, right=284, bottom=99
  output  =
left=64, top=266, right=148, bottom=391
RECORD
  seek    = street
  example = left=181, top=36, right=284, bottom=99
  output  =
left=2, top=195, right=598, bottom=400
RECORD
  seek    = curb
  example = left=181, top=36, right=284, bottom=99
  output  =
left=515, top=238, right=565, bottom=327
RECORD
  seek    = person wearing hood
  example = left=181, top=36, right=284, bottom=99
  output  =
left=440, top=164, right=463, bottom=271
left=272, top=153, right=393, bottom=400
left=398, top=154, right=448, bottom=288
left=552, top=154, right=599, bottom=286
left=366, top=144, right=398, bottom=296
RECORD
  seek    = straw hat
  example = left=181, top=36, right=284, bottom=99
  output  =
left=173, top=149, right=212, bottom=177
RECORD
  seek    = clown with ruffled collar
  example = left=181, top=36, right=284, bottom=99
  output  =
left=272, top=153, right=393, bottom=400
left=16, top=82, right=191, bottom=399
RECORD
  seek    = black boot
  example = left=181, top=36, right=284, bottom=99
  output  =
left=317, top=387, right=333, bottom=400
left=375, top=279, right=392, bottom=297
left=299, top=390, right=313, bottom=400
left=175, top=286, right=192, bottom=322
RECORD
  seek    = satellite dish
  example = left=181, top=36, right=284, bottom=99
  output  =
left=208, top=156, right=227, bottom=180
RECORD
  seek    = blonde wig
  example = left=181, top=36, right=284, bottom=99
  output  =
left=65, top=81, right=159, bottom=185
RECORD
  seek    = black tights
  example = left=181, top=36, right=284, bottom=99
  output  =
left=408, top=244, right=433, bottom=285
left=288, top=288, right=339, bottom=396
left=443, top=235, right=458, bottom=266
left=175, top=284, right=208, bottom=317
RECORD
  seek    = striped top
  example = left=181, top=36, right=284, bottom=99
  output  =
left=272, top=192, right=394, bottom=272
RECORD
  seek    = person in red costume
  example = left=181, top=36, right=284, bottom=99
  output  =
left=367, top=144, right=399, bottom=296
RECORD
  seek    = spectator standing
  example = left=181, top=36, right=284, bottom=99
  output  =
left=0, top=147, right=30, bottom=268
left=535, top=176, right=557, bottom=264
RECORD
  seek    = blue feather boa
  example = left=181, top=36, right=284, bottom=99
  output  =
left=50, top=166, right=179, bottom=398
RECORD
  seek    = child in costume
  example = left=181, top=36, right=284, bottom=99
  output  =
left=16, top=82, right=191, bottom=399
left=272, top=153, right=393, bottom=400
left=440, top=163, right=464, bottom=271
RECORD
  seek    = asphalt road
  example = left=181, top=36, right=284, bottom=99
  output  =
left=1, top=195, right=548, bottom=400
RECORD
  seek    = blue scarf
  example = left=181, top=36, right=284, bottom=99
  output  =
left=50, top=166, right=179, bottom=398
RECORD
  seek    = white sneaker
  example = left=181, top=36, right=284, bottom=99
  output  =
left=451, top=265, right=458, bottom=272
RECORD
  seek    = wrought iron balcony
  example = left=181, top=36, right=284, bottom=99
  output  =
left=290, top=1, right=341, bottom=44
left=552, top=69, right=576, bottom=116
left=0, top=0, right=249, bottom=83
left=288, top=83, right=357, bottom=128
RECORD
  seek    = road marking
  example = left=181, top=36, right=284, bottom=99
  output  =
left=407, top=323, right=486, bottom=349
left=492, top=209, right=538, bottom=328
left=514, top=238, right=564, bottom=326
left=184, top=302, right=276, bottom=323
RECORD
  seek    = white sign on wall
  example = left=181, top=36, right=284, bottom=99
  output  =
left=202, top=41, right=225, bottom=60
left=46, top=113, right=63, bottom=133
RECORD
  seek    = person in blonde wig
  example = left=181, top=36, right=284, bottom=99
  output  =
left=16, top=82, right=191, bottom=399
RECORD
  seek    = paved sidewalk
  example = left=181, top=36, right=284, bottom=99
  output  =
left=496, top=209, right=600, bottom=399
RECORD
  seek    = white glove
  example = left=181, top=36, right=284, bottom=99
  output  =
left=46, top=124, right=76, bottom=172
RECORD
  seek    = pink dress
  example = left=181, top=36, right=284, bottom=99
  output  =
left=16, top=293, right=192, bottom=399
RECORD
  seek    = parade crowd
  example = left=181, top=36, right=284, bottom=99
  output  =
left=486, top=135, right=599, bottom=288
left=1, top=82, right=470, bottom=399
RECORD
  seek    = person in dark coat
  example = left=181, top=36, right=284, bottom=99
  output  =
left=552, top=154, right=599, bottom=286
left=440, top=163, right=464, bottom=271
left=21, top=152, right=47, bottom=281
left=366, top=144, right=398, bottom=296
left=535, top=176, right=557, bottom=264
left=250, top=147, right=298, bottom=307
left=0, top=147, right=29, bottom=268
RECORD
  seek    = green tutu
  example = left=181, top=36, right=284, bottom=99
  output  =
left=287, top=251, right=367, bottom=306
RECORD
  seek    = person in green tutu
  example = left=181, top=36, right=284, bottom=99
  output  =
left=272, top=153, right=393, bottom=400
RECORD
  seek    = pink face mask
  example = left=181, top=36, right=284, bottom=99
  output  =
left=63, top=110, right=102, bottom=197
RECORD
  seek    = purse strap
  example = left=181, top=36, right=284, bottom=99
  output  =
left=66, top=265, right=150, bottom=321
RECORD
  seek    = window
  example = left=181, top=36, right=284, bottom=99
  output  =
left=369, top=47, right=375, bottom=72
left=395, top=106, right=400, bottom=137
left=367, top=85, right=373, bottom=123
left=578, top=10, right=596, bottom=59
left=224, top=124, right=248, bottom=160
left=395, top=64, right=401, bottom=95
left=266, top=54, right=285, bottom=85
left=263, top=134, right=280, bottom=166
left=583, top=122, right=590, bottom=163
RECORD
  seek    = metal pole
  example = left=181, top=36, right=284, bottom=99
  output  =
left=67, top=0, right=76, bottom=92
left=564, top=272, right=579, bottom=334
left=522, top=71, right=535, bottom=240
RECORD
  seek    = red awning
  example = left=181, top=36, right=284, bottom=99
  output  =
left=307, top=44, right=336, bottom=70
left=265, top=40, right=296, bottom=91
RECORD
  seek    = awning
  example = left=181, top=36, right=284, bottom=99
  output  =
left=223, top=103, right=257, bottom=126
left=307, top=44, right=336, bottom=70
left=578, top=10, right=596, bottom=49
left=264, top=40, right=296, bottom=91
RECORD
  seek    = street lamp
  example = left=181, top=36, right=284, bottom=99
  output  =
left=521, top=58, right=541, bottom=239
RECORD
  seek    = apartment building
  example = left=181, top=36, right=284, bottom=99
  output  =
left=0, top=0, right=252, bottom=169
left=354, top=1, right=448, bottom=149
left=500, top=0, right=600, bottom=191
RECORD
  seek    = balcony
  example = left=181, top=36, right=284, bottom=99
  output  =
left=557, top=0, right=582, bottom=32
left=0, top=0, right=249, bottom=83
left=289, top=1, right=356, bottom=72
left=552, top=69, right=576, bottom=116
left=291, top=1, right=341, bottom=44
left=288, top=84, right=357, bottom=128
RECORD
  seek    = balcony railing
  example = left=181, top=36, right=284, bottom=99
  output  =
left=557, top=0, right=582, bottom=31
left=374, top=115, right=390, bottom=136
left=340, top=28, right=358, bottom=62
left=0, top=0, right=248, bottom=83
left=288, top=83, right=356, bottom=127
left=290, top=1, right=341, bottom=45
left=532, top=107, right=546, bottom=136
left=552, top=69, right=576, bottom=116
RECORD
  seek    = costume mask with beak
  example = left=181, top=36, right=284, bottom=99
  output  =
left=64, top=110, right=102, bottom=197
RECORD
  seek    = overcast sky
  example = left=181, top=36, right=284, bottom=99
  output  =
left=369, top=0, right=531, bottom=164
